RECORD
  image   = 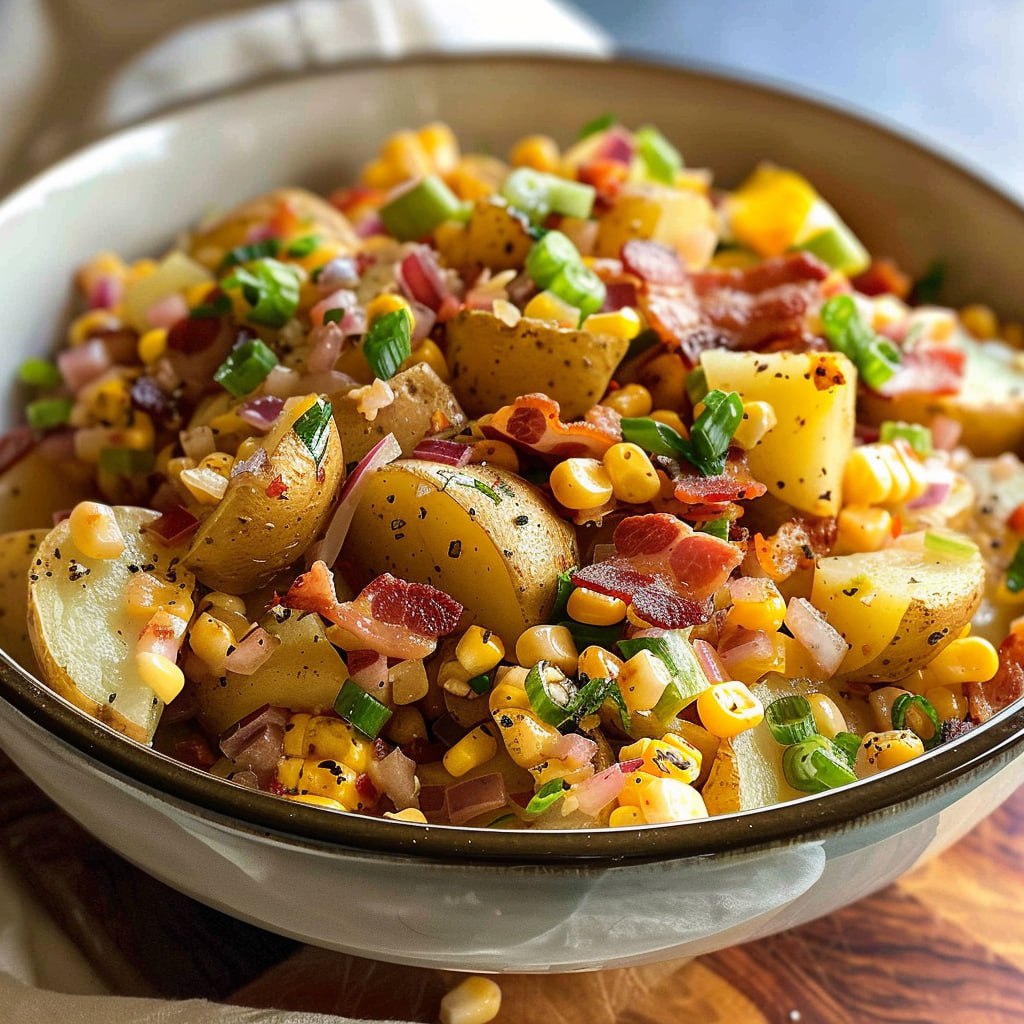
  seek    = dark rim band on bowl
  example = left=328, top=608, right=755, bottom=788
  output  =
left=1, top=53, right=1023, bottom=866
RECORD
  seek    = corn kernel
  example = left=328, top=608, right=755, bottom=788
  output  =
left=856, top=729, right=925, bottom=775
left=619, top=774, right=708, bottom=824
left=922, top=636, right=999, bottom=687
left=509, top=134, right=560, bottom=173
left=69, top=500, right=127, bottom=560
left=582, top=308, right=642, bottom=342
left=807, top=692, right=848, bottom=738
left=577, top=645, right=623, bottom=682
left=365, top=293, right=413, bottom=329
left=283, top=714, right=312, bottom=758
left=732, top=401, right=777, bottom=450
left=469, top=439, right=519, bottom=473
left=924, top=685, right=967, bottom=722
left=491, top=707, right=561, bottom=768
left=303, top=716, right=371, bottom=772
left=600, top=383, right=653, bottom=418
left=456, top=625, right=506, bottom=677
left=288, top=794, right=347, bottom=811
left=843, top=446, right=894, bottom=506
left=448, top=154, right=506, bottom=201
left=295, top=758, right=361, bottom=808
left=608, top=804, right=644, bottom=827
left=726, top=577, right=786, bottom=633
left=602, top=442, right=661, bottom=504
left=405, top=337, right=448, bottom=380
left=568, top=587, right=627, bottom=627
left=126, top=257, right=158, bottom=284
left=439, top=976, right=502, bottom=1024
left=549, top=458, right=614, bottom=511
left=620, top=736, right=702, bottom=784
left=444, top=724, right=499, bottom=777
left=624, top=605, right=655, bottom=630
left=386, top=706, right=428, bottom=745
left=960, top=303, right=999, bottom=340
left=869, top=685, right=912, bottom=731
left=379, top=130, right=433, bottom=181
left=198, top=451, right=235, bottom=480
left=488, top=680, right=533, bottom=715
left=390, top=658, right=429, bottom=705
left=891, top=439, right=927, bottom=501
left=649, top=409, right=688, bottom=436
left=188, top=612, right=236, bottom=672
left=200, top=591, right=247, bottom=617
left=68, top=309, right=120, bottom=347
left=276, top=755, right=303, bottom=791
left=523, top=289, right=580, bottom=328
left=618, top=650, right=671, bottom=713
left=137, top=327, right=168, bottom=365
left=696, top=681, right=764, bottom=738
left=835, top=505, right=893, bottom=554
left=384, top=807, right=429, bottom=824
left=515, top=624, right=578, bottom=676
left=136, top=651, right=185, bottom=704
left=439, top=658, right=473, bottom=697
left=416, top=122, right=460, bottom=175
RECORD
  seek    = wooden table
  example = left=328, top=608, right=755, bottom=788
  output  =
left=2, top=752, right=1021, bottom=1023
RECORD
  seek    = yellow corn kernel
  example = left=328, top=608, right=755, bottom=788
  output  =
left=137, top=327, right=168, bottom=365
left=923, top=636, right=999, bottom=687
left=891, top=440, right=927, bottom=502
left=856, top=729, right=925, bottom=776
left=725, top=577, right=786, bottom=633
left=603, top=442, right=661, bottom=504
left=515, top=624, right=579, bottom=676
left=136, top=651, right=185, bottom=704
left=295, top=758, right=361, bottom=808
left=625, top=604, right=655, bottom=629
left=68, top=309, right=121, bottom=347
left=379, top=130, right=433, bottom=181
left=608, top=805, right=644, bottom=828
left=443, top=724, right=499, bottom=778
left=600, top=383, right=653, bottom=419
left=696, top=681, right=765, bottom=738
left=68, top=500, right=126, bottom=559
left=126, top=257, right=158, bottom=284
left=187, top=612, right=235, bottom=671
left=303, top=716, right=372, bottom=773
left=85, top=375, right=132, bottom=426
left=924, top=685, right=968, bottom=723
left=618, top=774, right=708, bottom=824
left=509, top=134, right=560, bottom=173
left=200, top=591, right=247, bottom=617
left=549, top=458, right=614, bottom=511
left=416, top=122, right=460, bottom=175
left=120, top=411, right=155, bottom=452
left=843, top=445, right=894, bottom=506
left=198, top=451, right=236, bottom=480
left=869, top=685, right=912, bottom=731
left=567, top=587, right=627, bottom=627
left=276, top=755, right=303, bottom=791
left=390, top=658, right=429, bottom=705
left=456, top=625, right=506, bottom=677
left=283, top=713, right=312, bottom=758
left=179, top=466, right=228, bottom=505
left=649, top=409, right=688, bottom=436
left=288, top=794, right=347, bottom=812
left=448, top=154, right=506, bottom=201
left=488, top=680, right=533, bottom=715
left=124, top=571, right=187, bottom=620
left=723, top=630, right=786, bottom=686
left=577, top=645, right=623, bottom=682
left=439, top=975, right=502, bottom=1024
left=384, top=807, right=429, bottom=824
left=620, top=736, right=702, bottom=784
left=469, top=439, right=519, bottom=473
left=385, top=706, right=428, bottom=746
left=582, top=307, right=642, bottom=342
left=492, top=707, right=562, bottom=768
left=960, top=303, right=999, bottom=340
left=406, top=338, right=449, bottom=381
left=365, top=293, right=413, bottom=329
left=732, top=400, right=777, bottom=451
left=835, top=505, right=893, bottom=554
left=618, top=650, right=672, bottom=713
left=806, top=692, right=848, bottom=738
left=523, top=289, right=580, bottom=328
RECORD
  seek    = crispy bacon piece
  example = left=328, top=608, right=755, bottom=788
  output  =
left=621, top=240, right=687, bottom=287
left=484, top=394, right=620, bottom=459
left=873, top=342, right=965, bottom=397
left=968, top=632, right=1024, bottom=723
left=851, top=258, right=912, bottom=300
left=284, top=561, right=463, bottom=660
left=657, top=451, right=767, bottom=505
left=753, top=515, right=837, bottom=581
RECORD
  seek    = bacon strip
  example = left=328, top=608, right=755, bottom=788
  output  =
left=484, top=394, right=620, bottom=459
left=874, top=341, right=965, bottom=397
left=968, top=631, right=1024, bottom=723
left=660, top=451, right=767, bottom=505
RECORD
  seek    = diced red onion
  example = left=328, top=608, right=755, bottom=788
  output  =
left=308, top=433, right=402, bottom=567
left=219, top=703, right=290, bottom=761
left=595, top=125, right=635, bottom=165
left=231, top=445, right=271, bottom=479
left=444, top=773, right=508, bottom=826
left=691, top=638, right=727, bottom=684
left=399, top=246, right=450, bottom=312
left=410, top=439, right=471, bottom=466
left=239, top=395, right=285, bottom=432
left=143, top=504, right=200, bottom=544
left=618, top=757, right=644, bottom=773
left=719, top=628, right=774, bottom=677
left=145, top=293, right=189, bottom=330
left=244, top=223, right=275, bottom=244
left=306, top=322, right=346, bottom=373
left=784, top=597, right=849, bottom=676
left=409, top=300, right=436, bottom=341
left=230, top=769, right=260, bottom=790
left=179, top=425, right=216, bottom=460
left=931, top=415, right=962, bottom=452
left=574, top=764, right=625, bottom=817
left=52, top=508, right=72, bottom=526
left=552, top=732, right=598, bottom=769
left=160, top=686, right=200, bottom=726
left=310, top=288, right=357, bottom=329
left=367, top=748, right=420, bottom=811
left=262, top=364, right=301, bottom=398
left=224, top=627, right=280, bottom=675
left=229, top=725, right=285, bottom=788
left=356, top=214, right=385, bottom=238
left=58, top=338, right=110, bottom=391
left=350, top=651, right=391, bottom=703
left=419, top=784, right=447, bottom=820
left=88, top=274, right=122, bottom=310
left=907, top=468, right=954, bottom=509
left=432, top=712, right=468, bottom=749
left=174, top=734, right=217, bottom=769
left=317, top=256, right=359, bottom=292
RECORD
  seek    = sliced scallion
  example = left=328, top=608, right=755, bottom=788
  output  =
left=635, top=125, right=682, bottom=184
left=525, top=778, right=568, bottom=816
left=550, top=569, right=576, bottom=623
left=222, top=257, right=300, bottom=328
left=524, top=661, right=578, bottom=729
left=793, top=221, right=869, bottom=276
left=1007, top=541, right=1024, bottom=594
left=98, top=446, right=155, bottom=476
left=820, top=294, right=901, bottom=391
left=891, top=693, right=941, bottom=750
left=620, top=416, right=689, bottom=459
left=379, top=175, right=464, bottom=241
left=285, top=234, right=322, bottom=258
left=880, top=420, right=932, bottom=455
left=924, top=531, right=978, bottom=559
left=765, top=695, right=817, bottom=746
left=618, top=631, right=709, bottom=719
left=501, top=168, right=596, bottom=222
left=18, top=358, right=61, bottom=390
left=526, top=230, right=580, bottom=289
left=468, top=673, right=492, bottom=695
left=701, top=517, right=730, bottom=541
left=26, top=397, right=72, bottom=430
left=832, top=731, right=862, bottom=767
left=213, top=338, right=279, bottom=398
left=685, top=366, right=708, bottom=406
left=334, top=679, right=392, bottom=739
left=219, top=238, right=280, bottom=272
left=782, top=735, right=857, bottom=793
left=547, top=260, right=606, bottom=319
left=579, top=113, right=616, bottom=139
left=687, top=389, right=744, bottom=476
left=292, top=397, right=333, bottom=468
left=558, top=619, right=625, bottom=651
left=363, top=307, right=412, bottom=380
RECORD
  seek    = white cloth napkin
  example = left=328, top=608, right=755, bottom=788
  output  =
left=0, top=1, right=608, bottom=1020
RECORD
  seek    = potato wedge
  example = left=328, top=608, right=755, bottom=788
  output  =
left=183, top=394, right=344, bottom=594
left=344, top=460, right=578, bottom=648
left=446, top=309, right=629, bottom=420
left=434, top=198, right=533, bottom=275
left=27, top=506, right=196, bottom=743
left=812, top=541, right=985, bottom=682
left=702, top=348, right=857, bottom=517
left=0, top=529, right=47, bottom=673
left=192, top=608, right=347, bottom=735
left=330, top=363, right=466, bottom=464
left=0, top=449, right=95, bottom=533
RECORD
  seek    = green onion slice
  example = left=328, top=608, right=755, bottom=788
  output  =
left=782, top=735, right=857, bottom=793
left=620, top=416, right=689, bottom=459
left=911, top=260, right=946, bottom=305
left=190, top=293, right=232, bottom=318
left=880, top=420, right=933, bottom=455
left=891, top=693, right=941, bottom=750
left=18, top=358, right=62, bottom=390
left=292, top=397, right=333, bottom=468
left=765, top=695, right=817, bottom=746
left=832, top=731, right=862, bottom=767
left=222, top=257, right=300, bottom=328
left=213, top=338, right=279, bottom=398
left=685, top=366, right=708, bottom=406
left=501, top=168, right=596, bottom=222
left=525, top=778, right=568, bottom=816
left=820, top=294, right=901, bottom=391
left=524, top=662, right=578, bottom=729
left=322, top=307, right=345, bottom=325
left=618, top=631, right=710, bottom=720
left=526, top=230, right=581, bottom=289
left=635, top=125, right=682, bottom=184
left=558, top=619, right=625, bottom=652
left=924, top=531, right=978, bottom=559
left=570, top=675, right=630, bottom=731
left=686, top=389, right=744, bottom=476
left=701, top=517, right=730, bottom=541
left=579, top=113, right=616, bottom=139
left=219, top=238, right=280, bottom=272
left=334, top=679, right=392, bottom=739
left=26, top=397, right=72, bottom=431
left=379, top=174, right=463, bottom=242
left=362, top=307, right=412, bottom=380
left=547, top=260, right=606, bottom=320
left=468, top=673, right=492, bottom=695
left=1007, top=542, right=1024, bottom=594
left=550, top=569, right=576, bottom=624
left=285, top=234, right=321, bottom=258
left=98, top=446, right=155, bottom=476
left=792, top=219, right=869, bottom=276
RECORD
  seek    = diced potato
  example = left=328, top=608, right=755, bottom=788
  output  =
left=122, top=251, right=212, bottom=331
left=0, top=450, right=94, bottom=533
left=434, top=198, right=533, bottom=273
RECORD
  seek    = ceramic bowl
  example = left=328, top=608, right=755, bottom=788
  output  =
left=1, top=55, right=1023, bottom=973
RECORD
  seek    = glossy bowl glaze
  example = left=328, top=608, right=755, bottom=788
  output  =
left=1, top=55, right=1023, bottom=971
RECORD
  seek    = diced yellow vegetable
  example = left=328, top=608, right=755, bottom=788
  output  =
left=444, top=724, right=499, bottom=777
left=696, top=681, right=765, bottom=738
left=728, top=163, right=818, bottom=257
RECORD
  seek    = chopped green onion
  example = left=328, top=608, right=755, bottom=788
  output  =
left=525, top=778, right=568, bottom=816
left=285, top=234, right=322, bottom=258
left=550, top=569, right=576, bottom=623
left=379, top=174, right=464, bottom=241
left=765, top=695, right=817, bottom=746
left=891, top=693, right=941, bottom=749
left=292, top=397, right=333, bottom=468
left=635, top=125, right=682, bottom=184
left=526, top=230, right=580, bottom=289
left=832, top=731, right=862, bottom=767
left=524, top=661, right=578, bottom=728
left=620, top=416, right=689, bottom=459
left=793, top=222, right=869, bottom=276
left=18, top=358, right=62, bottom=389
left=546, top=176, right=597, bottom=220
left=700, top=517, right=730, bottom=541
left=820, top=294, right=901, bottom=390
left=685, top=366, right=708, bottom=406
left=880, top=420, right=932, bottom=455
left=190, top=293, right=232, bottom=318
left=468, top=673, right=492, bottom=695
left=547, top=260, right=606, bottom=319
left=570, top=675, right=630, bottom=732
left=501, top=168, right=596, bottom=222
left=219, top=238, right=280, bottom=272
left=222, top=258, right=300, bottom=328
left=1007, top=542, right=1024, bottom=594
left=213, top=338, right=279, bottom=398
left=579, top=113, right=616, bottom=139
left=558, top=619, right=625, bottom=651
left=924, top=531, right=978, bottom=559
left=782, top=735, right=857, bottom=793
left=98, top=446, right=155, bottom=476
left=911, top=259, right=946, bottom=305
left=334, top=679, right=392, bottom=739
left=686, top=389, right=744, bottom=476
left=435, top=470, right=503, bottom=504
left=322, top=308, right=345, bottom=325
left=26, top=398, right=72, bottom=430
left=618, top=630, right=709, bottom=720
left=363, top=307, right=412, bottom=380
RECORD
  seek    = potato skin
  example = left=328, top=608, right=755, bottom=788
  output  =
left=434, top=198, right=533, bottom=275
left=184, top=399, right=344, bottom=594
left=446, top=309, right=630, bottom=420
left=0, top=529, right=47, bottom=674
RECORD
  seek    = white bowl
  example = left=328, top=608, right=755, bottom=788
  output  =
left=1, top=55, right=1023, bottom=972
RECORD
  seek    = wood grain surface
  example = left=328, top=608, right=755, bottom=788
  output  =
left=1, top=751, right=1021, bottom=1023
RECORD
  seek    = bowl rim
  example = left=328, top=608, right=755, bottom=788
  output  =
left=2, top=50, right=1024, bottom=866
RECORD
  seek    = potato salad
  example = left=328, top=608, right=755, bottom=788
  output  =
left=5, top=119, right=1024, bottom=829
